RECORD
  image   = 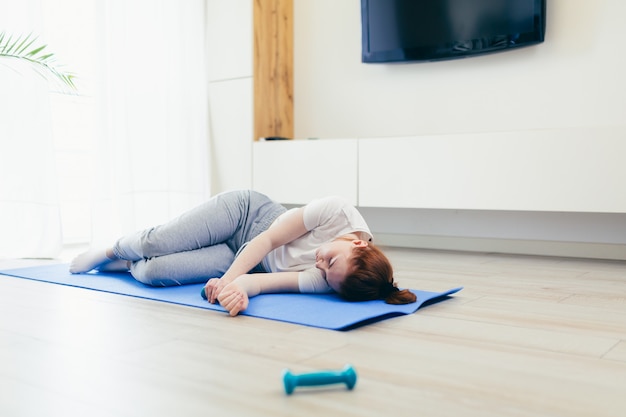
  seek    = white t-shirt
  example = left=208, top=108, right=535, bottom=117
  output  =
left=263, top=196, right=373, bottom=293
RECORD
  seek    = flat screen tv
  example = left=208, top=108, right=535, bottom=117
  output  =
left=361, top=0, right=546, bottom=63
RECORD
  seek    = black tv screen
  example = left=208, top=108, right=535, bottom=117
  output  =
left=361, top=0, right=546, bottom=63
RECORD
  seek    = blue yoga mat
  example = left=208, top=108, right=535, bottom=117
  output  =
left=0, top=264, right=462, bottom=330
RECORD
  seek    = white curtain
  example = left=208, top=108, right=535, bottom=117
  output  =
left=89, top=0, right=211, bottom=247
left=0, top=1, right=63, bottom=258
left=0, top=66, right=63, bottom=258
left=0, top=0, right=211, bottom=258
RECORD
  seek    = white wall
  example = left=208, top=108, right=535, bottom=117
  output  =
left=209, top=0, right=626, bottom=259
left=290, top=0, right=626, bottom=259
left=294, top=0, right=625, bottom=138
left=206, top=0, right=254, bottom=193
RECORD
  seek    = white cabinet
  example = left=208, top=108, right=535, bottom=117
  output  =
left=359, top=128, right=626, bottom=212
left=253, top=127, right=626, bottom=213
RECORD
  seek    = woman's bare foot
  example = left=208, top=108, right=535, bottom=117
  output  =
left=70, top=247, right=118, bottom=273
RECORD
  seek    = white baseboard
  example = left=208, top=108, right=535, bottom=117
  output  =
left=376, top=233, right=626, bottom=261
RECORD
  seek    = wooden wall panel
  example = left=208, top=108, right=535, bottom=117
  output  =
left=253, top=0, right=293, bottom=141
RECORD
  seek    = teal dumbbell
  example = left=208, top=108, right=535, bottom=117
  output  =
left=282, top=364, right=357, bottom=395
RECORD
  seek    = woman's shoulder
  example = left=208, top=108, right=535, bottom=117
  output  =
left=302, top=196, right=351, bottom=227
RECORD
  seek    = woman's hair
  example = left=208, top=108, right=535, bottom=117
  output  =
left=339, top=243, right=416, bottom=305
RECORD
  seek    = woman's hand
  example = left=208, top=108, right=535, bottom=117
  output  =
left=204, top=272, right=298, bottom=316
left=203, top=277, right=226, bottom=304
left=217, top=282, right=249, bottom=316
left=203, top=276, right=250, bottom=315
left=204, top=275, right=239, bottom=303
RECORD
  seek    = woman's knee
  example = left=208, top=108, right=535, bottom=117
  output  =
left=130, top=259, right=179, bottom=286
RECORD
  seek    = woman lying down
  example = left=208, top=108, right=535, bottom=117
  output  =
left=70, top=190, right=416, bottom=316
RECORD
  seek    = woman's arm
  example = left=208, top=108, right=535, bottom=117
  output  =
left=217, top=271, right=300, bottom=316
left=204, top=207, right=308, bottom=303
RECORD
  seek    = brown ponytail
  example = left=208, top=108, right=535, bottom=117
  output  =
left=339, top=244, right=416, bottom=305
left=381, top=282, right=418, bottom=305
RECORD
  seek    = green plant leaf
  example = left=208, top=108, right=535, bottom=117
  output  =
left=0, top=31, right=77, bottom=92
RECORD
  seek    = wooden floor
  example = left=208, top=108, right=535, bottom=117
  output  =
left=0, top=247, right=625, bottom=417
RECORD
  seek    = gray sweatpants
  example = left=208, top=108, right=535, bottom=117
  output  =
left=112, top=190, right=286, bottom=286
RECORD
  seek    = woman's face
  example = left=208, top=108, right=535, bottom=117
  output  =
left=315, top=236, right=368, bottom=292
